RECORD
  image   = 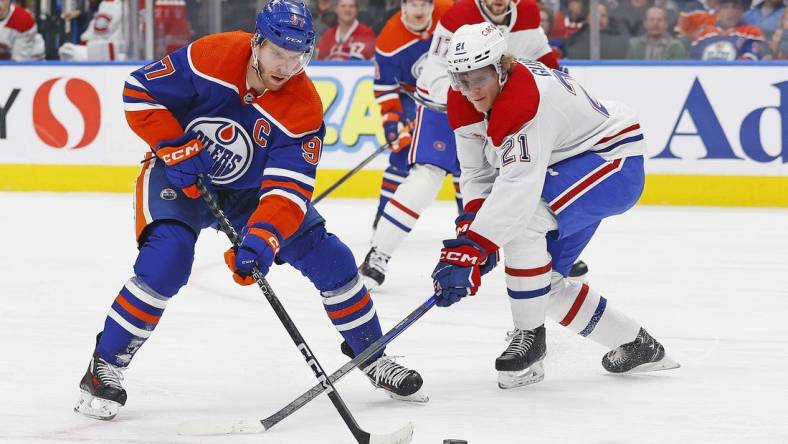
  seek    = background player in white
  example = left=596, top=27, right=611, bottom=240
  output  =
left=432, top=23, right=679, bottom=388
left=369, top=0, right=452, bottom=231
left=360, top=0, right=560, bottom=290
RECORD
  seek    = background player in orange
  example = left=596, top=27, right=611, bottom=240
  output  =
left=370, top=0, right=453, bottom=230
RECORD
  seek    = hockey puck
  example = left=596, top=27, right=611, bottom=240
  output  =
left=443, top=440, right=468, bottom=444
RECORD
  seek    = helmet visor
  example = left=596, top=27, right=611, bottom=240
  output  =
left=256, top=40, right=313, bottom=76
left=449, top=66, right=498, bottom=93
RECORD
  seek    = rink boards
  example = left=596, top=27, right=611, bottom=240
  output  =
left=0, top=60, right=786, bottom=207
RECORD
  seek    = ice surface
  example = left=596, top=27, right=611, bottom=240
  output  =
left=1, top=193, right=787, bottom=443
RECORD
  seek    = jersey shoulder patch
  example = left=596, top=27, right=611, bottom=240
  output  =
left=447, top=89, right=484, bottom=130
left=440, top=0, right=483, bottom=33
left=512, top=0, right=541, bottom=31
left=488, top=64, right=539, bottom=146
left=6, top=5, right=36, bottom=32
left=257, top=72, right=323, bottom=138
left=188, top=31, right=251, bottom=92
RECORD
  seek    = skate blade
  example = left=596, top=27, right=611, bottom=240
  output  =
left=385, top=388, right=429, bottom=403
left=498, top=361, right=545, bottom=389
left=361, top=275, right=382, bottom=291
left=73, top=391, right=120, bottom=421
left=624, top=355, right=680, bottom=374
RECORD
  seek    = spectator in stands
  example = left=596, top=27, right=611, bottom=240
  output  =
left=59, top=0, right=125, bottom=61
left=627, top=6, right=688, bottom=58
left=654, top=0, right=680, bottom=30
left=308, top=0, right=338, bottom=41
left=567, top=3, right=630, bottom=58
left=59, top=0, right=96, bottom=46
left=690, top=0, right=767, bottom=59
left=743, top=0, right=786, bottom=37
left=0, top=0, right=44, bottom=60
left=367, top=0, right=401, bottom=34
left=612, top=0, right=653, bottom=37
left=540, top=5, right=567, bottom=58
left=553, top=0, right=587, bottom=39
left=769, top=6, right=788, bottom=57
left=676, top=0, right=719, bottom=41
left=316, top=0, right=376, bottom=60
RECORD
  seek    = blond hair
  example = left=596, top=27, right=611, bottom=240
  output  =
left=500, top=53, right=517, bottom=74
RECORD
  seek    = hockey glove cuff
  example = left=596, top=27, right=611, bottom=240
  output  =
left=431, top=238, right=487, bottom=307
left=224, top=223, right=281, bottom=286
left=155, top=132, right=214, bottom=198
left=381, top=112, right=412, bottom=153
left=454, top=200, right=498, bottom=277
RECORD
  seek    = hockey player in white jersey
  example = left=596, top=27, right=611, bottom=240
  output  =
left=360, top=0, right=562, bottom=290
left=431, top=23, right=679, bottom=388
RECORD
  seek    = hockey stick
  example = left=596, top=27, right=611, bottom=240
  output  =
left=312, top=142, right=392, bottom=205
left=187, top=176, right=414, bottom=444
left=179, top=295, right=437, bottom=437
left=397, top=81, right=447, bottom=113
left=256, top=294, right=437, bottom=430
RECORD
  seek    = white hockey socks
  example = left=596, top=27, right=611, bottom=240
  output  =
left=504, top=240, right=553, bottom=331
left=547, top=274, right=641, bottom=349
left=371, top=163, right=446, bottom=256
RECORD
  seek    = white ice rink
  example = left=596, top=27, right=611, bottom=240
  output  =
left=1, top=192, right=787, bottom=444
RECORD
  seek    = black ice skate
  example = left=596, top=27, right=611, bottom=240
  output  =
left=602, top=327, right=680, bottom=374
left=495, top=325, right=547, bottom=389
left=359, top=247, right=390, bottom=290
left=74, top=335, right=127, bottom=420
left=341, top=341, right=428, bottom=403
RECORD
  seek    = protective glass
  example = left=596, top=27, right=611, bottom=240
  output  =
left=449, top=66, right=498, bottom=93
left=255, top=40, right=313, bottom=76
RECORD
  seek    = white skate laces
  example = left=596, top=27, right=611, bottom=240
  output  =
left=366, top=356, right=410, bottom=388
left=502, top=329, right=535, bottom=357
left=96, top=359, right=125, bottom=389
left=606, top=349, right=626, bottom=366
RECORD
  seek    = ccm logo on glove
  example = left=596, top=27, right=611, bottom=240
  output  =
left=440, top=250, right=480, bottom=264
left=158, top=141, right=204, bottom=166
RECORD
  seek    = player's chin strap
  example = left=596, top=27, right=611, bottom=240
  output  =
left=250, top=37, right=266, bottom=83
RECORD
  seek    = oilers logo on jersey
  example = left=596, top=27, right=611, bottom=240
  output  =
left=185, top=118, right=254, bottom=185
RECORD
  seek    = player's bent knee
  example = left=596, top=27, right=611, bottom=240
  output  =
left=278, top=225, right=358, bottom=292
left=546, top=275, right=587, bottom=322
left=133, top=220, right=197, bottom=297
left=408, top=163, right=446, bottom=190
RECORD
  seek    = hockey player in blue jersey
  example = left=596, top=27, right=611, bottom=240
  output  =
left=74, top=0, right=427, bottom=421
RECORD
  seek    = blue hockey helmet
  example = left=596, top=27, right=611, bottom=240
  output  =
left=253, top=0, right=315, bottom=53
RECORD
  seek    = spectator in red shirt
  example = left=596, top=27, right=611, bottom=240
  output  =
left=0, top=0, right=44, bottom=60
left=316, top=0, right=376, bottom=60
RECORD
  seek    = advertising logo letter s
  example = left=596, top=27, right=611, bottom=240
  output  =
left=33, top=78, right=101, bottom=149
